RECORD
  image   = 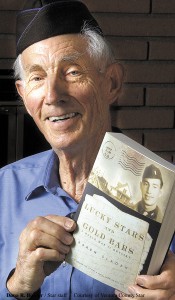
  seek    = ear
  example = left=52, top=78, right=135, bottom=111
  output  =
left=15, top=80, right=32, bottom=116
left=15, top=80, right=25, bottom=98
left=105, top=62, right=125, bottom=105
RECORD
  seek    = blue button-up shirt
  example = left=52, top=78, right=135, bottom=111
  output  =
left=0, top=150, right=119, bottom=300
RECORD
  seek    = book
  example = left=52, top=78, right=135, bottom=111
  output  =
left=66, top=132, right=175, bottom=293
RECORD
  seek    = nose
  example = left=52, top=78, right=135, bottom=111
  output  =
left=146, top=185, right=151, bottom=193
left=44, top=75, right=65, bottom=105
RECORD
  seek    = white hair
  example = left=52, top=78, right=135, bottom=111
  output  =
left=13, top=24, right=116, bottom=80
left=13, top=54, right=23, bottom=80
left=81, top=23, right=116, bottom=71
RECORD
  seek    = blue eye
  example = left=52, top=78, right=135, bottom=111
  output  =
left=65, top=65, right=82, bottom=78
left=66, top=69, right=81, bottom=77
left=70, top=70, right=79, bottom=76
left=64, top=67, right=83, bottom=81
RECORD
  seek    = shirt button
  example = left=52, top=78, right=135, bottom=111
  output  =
left=62, top=261, right=67, bottom=267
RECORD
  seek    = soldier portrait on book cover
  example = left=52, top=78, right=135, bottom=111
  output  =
left=134, top=164, right=164, bottom=223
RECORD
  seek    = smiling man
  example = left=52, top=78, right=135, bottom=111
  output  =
left=0, top=1, right=175, bottom=300
left=16, top=33, right=115, bottom=173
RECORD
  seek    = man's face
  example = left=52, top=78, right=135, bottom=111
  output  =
left=16, top=34, right=116, bottom=152
left=140, top=178, right=162, bottom=208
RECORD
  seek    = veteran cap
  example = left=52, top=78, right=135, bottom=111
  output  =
left=142, top=164, right=163, bottom=187
left=16, top=0, right=103, bottom=55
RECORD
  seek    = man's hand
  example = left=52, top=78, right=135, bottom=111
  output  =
left=7, top=215, right=76, bottom=299
left=115, top=251, right=175, bottom=300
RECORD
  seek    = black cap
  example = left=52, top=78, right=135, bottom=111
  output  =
left=16, top=0, right=103, bottom=56
left=142, top=164, right=163, bottom=187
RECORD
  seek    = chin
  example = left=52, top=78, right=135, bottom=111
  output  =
left=49, top=133, right=84, bottom=152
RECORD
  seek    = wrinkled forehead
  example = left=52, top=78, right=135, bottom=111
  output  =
left=21, top=34, right=88, bottom=65
left=19, top=34, right=96, bottom=77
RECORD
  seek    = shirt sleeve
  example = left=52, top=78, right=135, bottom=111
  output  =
left=2, top=269, right=41, bottom=300
left=0, top=288, right=41, bottom=300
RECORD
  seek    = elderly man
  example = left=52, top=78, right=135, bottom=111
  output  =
left=0, top=1, right=175, bottom=299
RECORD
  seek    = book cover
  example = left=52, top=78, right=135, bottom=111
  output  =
left=66, top=132, right=175, bottom=293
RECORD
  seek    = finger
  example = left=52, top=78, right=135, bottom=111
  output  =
left=33, top=247, right=65, bottom=263
left=45, top=215, right=76, bottom=232
left=127, top=284, right=173, bottom=300
left=27, top=229, right=72, bottom=253
left=115, top=289, right=144, bottom=300
left=136, top=274, right=162, bottom=290
left=16, top=248, right=65, bottom=275
left=136, top=252, right=175, bottom=291
left=21, top=216, right=74, bottom=246
left=115, top=290, right=133, bottom=300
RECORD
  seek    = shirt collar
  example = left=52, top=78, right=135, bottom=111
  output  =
left=138, top=200, right=158, bottom=219
left=26, top=150, right=60, bottom=200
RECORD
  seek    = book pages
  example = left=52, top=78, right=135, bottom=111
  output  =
left=67, top=194, right=152, bottom=292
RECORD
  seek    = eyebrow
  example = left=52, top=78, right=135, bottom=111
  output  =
left=152, top=183, right=160, bottom=187
left=24, top=64, right=44, bottom=75
left=143, top=180, right=160, bottom=187
left=24, top=52, right=83, bottom=76
left=61, top=52, right=82, bottom=62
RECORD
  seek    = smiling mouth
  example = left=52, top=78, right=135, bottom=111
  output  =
left=145, top=195, right=152, bottom=200
left=48, top=112, right=79, bottom=122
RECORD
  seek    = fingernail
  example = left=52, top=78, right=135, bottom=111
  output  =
left=136, top=277, right=145, bottom=287
left=65, top=219, right=74, bottom=229
left=65, top=234, right=73, bottom=244
left=114, top=290, right=122, bottom=299
left=128, top=286, right=136, bottom=295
